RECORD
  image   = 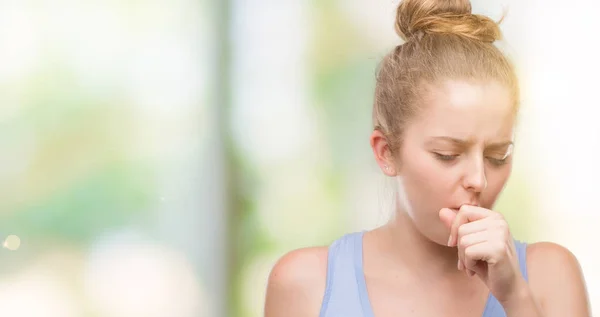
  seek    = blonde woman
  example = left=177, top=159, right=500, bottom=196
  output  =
left=264, top=0, right=591, bottom=316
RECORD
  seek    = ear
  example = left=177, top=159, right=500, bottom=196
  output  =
left=370, top=129, right=397, bottom=176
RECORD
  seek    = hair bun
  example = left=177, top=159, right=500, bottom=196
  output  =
left=395, top=0, right=502, bottom=43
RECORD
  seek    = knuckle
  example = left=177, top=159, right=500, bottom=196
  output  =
left=459, top=205, right=470, bottom=214
left=453, top=212, right=463, bottom=223
left=503, top=226, right=511, bottom=238
left=458, top=213, right=469, bottom=225
left=495, top=222, right=510, bottom=237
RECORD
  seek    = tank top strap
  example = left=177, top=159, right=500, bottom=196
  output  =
left=319, top=232, right=366, bottom=317
left=515, top=239, right=529, bottom=282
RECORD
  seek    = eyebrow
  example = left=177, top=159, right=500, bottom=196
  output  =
left=427, top=136, right=513, bottom=148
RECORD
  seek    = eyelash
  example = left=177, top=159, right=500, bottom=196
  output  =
left=434, top=153, right=459, bottom=161
left=433, top=153, right=509, bottom=166
left=487, top=157, right=509, bottom=166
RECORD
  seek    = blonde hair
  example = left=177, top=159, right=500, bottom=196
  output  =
left=373, top=0, right=519, bottom=155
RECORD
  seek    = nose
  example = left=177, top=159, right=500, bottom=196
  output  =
left=463, top=156, right=487, bottom=193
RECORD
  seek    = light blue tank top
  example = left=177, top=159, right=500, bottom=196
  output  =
left=319, top=231, right=529, bottom=317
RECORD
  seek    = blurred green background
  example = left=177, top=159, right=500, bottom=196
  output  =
left=0, top=0, right=598, bottom=316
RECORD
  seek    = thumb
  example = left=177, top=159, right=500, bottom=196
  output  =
left=439, top=208, right=456, bottom=230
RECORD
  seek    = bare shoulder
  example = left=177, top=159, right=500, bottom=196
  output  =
left=264, top=246, right=329, bottom=317
left=526, top=242, right=591, bottom=316
left=526, top=241, right=584, bottom=279
left=267, top=246, right=329, bottom=290
left=526, top=241, right=581, bottom=268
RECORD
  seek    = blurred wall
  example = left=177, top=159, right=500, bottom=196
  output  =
left=0, top=0, right=226, bottom=316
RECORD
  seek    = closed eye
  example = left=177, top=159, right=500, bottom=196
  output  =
left=487, top=156, right=509, bottom=166
left=433, top=153, right=459, bottom=162
left=433, top=153, right=511, bottom=166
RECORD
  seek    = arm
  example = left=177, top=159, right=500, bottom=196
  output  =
left=503, top=242, right=591, bottom=317
left=264, top=247, right=328, bottom=317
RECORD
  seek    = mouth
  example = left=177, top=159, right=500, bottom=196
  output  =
left=452, top=202, right=480, bottom=210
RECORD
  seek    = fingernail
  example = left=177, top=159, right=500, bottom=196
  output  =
left=447, top=236, right=452, bottom=246
left=457, top=259, right=461, bottom=270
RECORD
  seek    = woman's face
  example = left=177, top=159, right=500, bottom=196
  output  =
left=395, top=80, right=515, bottom=245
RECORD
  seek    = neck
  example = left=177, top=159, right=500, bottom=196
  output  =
left=365, top=207, right=460, bottom=279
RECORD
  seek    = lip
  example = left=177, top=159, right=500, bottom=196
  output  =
left=453, top=202, right=480, bottom=210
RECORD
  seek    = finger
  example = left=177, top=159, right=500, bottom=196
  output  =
left=458, top=259, right=477, bottom=277
left=457, top=230, right=488, bottom=276
left=439, top=208, right=456, bottom=230
left=463, top=241, right=492, bottom=272
left=457, top=258, right=464, bottom=271
left=457, top=231, right=489, bottom=274
left=456, top=218, right=491, bottom=238
left=457, top=258, right=474, bottom=276
left=448, top=205, right=492, bottom=247
left=458, top=230, right=489, bottom=252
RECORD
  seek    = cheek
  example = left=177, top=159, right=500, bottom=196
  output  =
left=399, top=152, right=457, bottom=208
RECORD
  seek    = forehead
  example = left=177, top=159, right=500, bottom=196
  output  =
left=411, top=80, right=515, bottom=142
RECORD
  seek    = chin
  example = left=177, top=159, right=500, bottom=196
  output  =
left=411, top=218, right=450, bottom=246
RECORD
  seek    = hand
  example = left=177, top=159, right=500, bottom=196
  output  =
left=439, top=205, right=526, bottom=303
